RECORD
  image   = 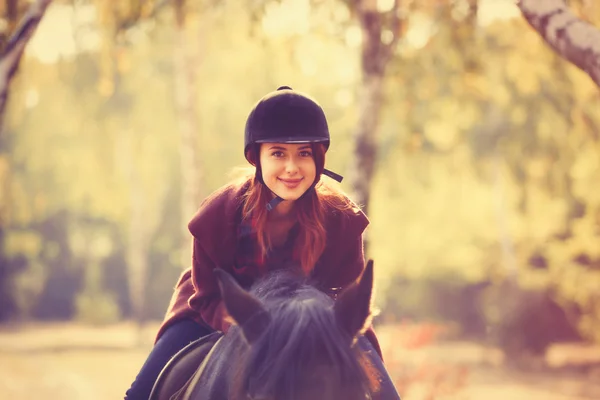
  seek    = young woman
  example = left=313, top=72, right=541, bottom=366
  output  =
left=125, top=86, right=400, bottom=399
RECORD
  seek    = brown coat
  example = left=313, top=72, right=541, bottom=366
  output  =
left=156, top=179, right=382, bottom=358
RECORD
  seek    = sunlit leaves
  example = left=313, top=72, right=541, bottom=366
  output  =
left=570, top=145, right=600, bottom=180
left=518, top=184, right=569, bottom=242
left=422, top=99, right=479, bottom=151
left=369, top=145, right=498, bottom=284
left=368, top=0, right=600, bottom=345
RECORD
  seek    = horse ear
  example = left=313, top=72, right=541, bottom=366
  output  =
left=334, top=260, right=374, bottom=342
left=214, top=268, right=271, bottom=344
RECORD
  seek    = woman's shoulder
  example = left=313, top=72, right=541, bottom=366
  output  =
left=319, top=185, right=369, bottom=235
left=188, top=178, right=251, bottom=239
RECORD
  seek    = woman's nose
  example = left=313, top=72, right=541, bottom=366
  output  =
left=285, top=158, right=299, bottom=174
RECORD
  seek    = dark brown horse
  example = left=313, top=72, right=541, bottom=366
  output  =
left=151, top=260, right=381, bottom=400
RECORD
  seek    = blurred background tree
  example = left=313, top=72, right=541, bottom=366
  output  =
left=0, top=0, right=53, bottom=321
left=1, top=0, right=599, bottom=364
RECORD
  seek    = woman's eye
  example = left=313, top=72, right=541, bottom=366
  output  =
left=271, top=151, right=284, bottom=158
left=300, top=151, right=313, bottom=157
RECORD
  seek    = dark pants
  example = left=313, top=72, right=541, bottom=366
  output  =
left=125, top=320, right=213, bottom=400
left=125, top=319, right=400, bottom=399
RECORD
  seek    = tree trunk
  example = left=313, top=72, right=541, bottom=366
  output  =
left=351, top=72, right=384, bottom=214
left=347, top=0, right=403, bottom=252
left=2, top=0, right=20, bottom=48
left=0, top=0, right=53, bottom=132
left=518, top=0, right=600, bottom=88
left=126, top=157, right=150, bottom=343
left=173, top=0, right=201, bottom=268
left=119, top=127, right=167, bottom=344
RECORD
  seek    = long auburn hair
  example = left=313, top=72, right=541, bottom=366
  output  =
left=241, top=143, right=354, bottom=275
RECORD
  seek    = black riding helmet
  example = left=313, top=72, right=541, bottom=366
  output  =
left=244, top=86, right=343, bottom=211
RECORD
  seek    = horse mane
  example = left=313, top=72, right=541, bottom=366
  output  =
left=225, top=269, right=381, bottom=400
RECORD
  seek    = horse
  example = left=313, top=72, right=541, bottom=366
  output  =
left=150, top=260, right=382, bottom=400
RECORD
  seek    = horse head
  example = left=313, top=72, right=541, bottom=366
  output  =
left=213, top=260, right=380, bottom=400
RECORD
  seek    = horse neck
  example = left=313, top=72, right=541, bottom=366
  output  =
left=187, top=333, right=242, bottom=400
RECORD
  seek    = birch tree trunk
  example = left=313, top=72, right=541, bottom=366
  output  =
left=518, top=0, right=600, bottom=88
left=348, top=0, right=402, bottom=211
left=0, top=0, right=53, bottom=131
left=125, top=140, right=150, bottom=330
left=173, top=0, right=201, bottom=268
left=346, top=0, right=403, bottom=252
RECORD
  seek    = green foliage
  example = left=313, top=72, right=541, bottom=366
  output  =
left=370, top=2, right=600, bottom=352
left=1, top=1, right=599, bottom=358
left=379, top=273, right=489, bottom=339
left=482, top=282, right=580, bottom=357
left=74, top=291, right=122, bottom=325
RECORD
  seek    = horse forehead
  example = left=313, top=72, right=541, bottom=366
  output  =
left=301, top=365, right=372, bottom=398
left=247, top=384, right=368, bottom=400
left=245, top=362, right=369, bottom=400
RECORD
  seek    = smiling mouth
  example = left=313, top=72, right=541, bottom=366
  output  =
left=279, top=178, right=303, bottom=183
left=279, top=178, right=303, bottom=188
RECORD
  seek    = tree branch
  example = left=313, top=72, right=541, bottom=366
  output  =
left=0, top=0, right=53, bottom=123
left=119, top=0, right=172, bottom=32
left=518, top=0, right=600, bottom=88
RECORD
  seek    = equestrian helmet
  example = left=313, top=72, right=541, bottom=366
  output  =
left=244, top=86, right=330, bottom=163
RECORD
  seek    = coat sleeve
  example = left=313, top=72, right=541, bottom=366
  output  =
left=339, top=233, right=384, bottom=360
left=333, top=232, right=366, bottom=290
left=154, top=240, right=232, bottom=343
left=330, top=230, right=384, bottom=361
left=187, top=237, right=232, bottom=333
left=155, top=183, right=245, bottom=343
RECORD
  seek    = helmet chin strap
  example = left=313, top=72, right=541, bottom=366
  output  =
left=322, top=168, right=343, bottom=183
left=266, top=196, right=285, bottom=212
left=265, top=168, right=343, bottom=212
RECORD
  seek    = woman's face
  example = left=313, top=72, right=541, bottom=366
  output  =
left=259, top=143, right=316, bottom=201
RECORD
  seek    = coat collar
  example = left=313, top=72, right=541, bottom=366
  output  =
left=187, top=179, right=369, bottom=267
